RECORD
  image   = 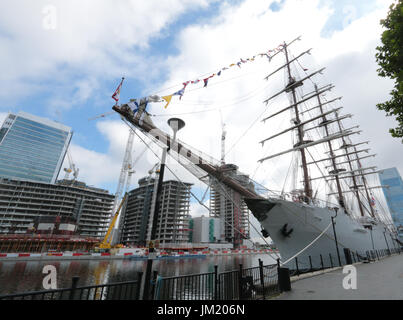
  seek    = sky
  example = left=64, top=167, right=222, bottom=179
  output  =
left=1, top=0, right=401, bottom=242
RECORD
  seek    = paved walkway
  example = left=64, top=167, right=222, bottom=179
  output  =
left=274, top=254, right=403, bottom=300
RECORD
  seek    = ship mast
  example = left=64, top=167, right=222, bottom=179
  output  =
left=283, top=42, right=312, bottom=199
left=334, top=114, right=366, bottom=216
left=314, top=84, right=345, bottom=209
left=259, top=39, right=364, bottom=207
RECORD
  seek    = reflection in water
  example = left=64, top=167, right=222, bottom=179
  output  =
left=0, top=254, right=277, bottom=296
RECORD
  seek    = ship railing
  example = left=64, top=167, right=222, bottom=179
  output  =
left=256, top=188, right=340, bottom=210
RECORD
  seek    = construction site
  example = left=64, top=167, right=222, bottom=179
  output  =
left=0, top=108, right=254, bottom=255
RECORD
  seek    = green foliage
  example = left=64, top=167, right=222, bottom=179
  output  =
left=375, top=0, right=403, bottom=141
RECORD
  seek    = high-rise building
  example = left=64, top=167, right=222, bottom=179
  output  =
left=0, top=111, right=72, bottom=184
left=119, top=177, right=192, bottom=246
left=379, top=167, right=403, bottom=242
left=0, top=178, right=114, bottom=237
left=209, top=164, right=251, bottom=247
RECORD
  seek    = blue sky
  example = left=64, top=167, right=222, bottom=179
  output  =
left=0, top=0, right=400, bottom=223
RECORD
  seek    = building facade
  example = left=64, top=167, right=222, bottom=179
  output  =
left=0, top=111, right=72, bottom=184
left=0, top=178, right=114, bottom=238
left=379, top=168, right=403, bottom=242
left=209, top=164, right=251, bottom=247
left=119, top=177, right=192, bottom=246
left=189, top=216, right=221, bottom=243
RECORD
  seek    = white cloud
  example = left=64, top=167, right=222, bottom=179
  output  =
left=0, top=0, right=212, bottom=106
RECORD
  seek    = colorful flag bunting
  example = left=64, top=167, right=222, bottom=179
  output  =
left=162, top=95, right=173, bottom=109
left=123, top=43, right=291, bottom=110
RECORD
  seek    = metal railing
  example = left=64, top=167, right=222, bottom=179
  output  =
left=0, top=272, right=143, bottom=300
left=287, top=247, right=401, bottom=277
left=1, top=247, right=399, bottom=300
left=153, top=260, right=279, bottom=300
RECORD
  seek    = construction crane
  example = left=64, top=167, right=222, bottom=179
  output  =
left=88, top=111, right=115, bottom=121
left=219, top=109, right=226, bottom=165
left=109, top=129, right=135, bottom=246
left=97, top=193, right=128, bottom=250
left=63, top=150, right=79, bottom=183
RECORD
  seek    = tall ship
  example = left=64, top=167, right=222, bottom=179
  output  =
left=112, top=37, right=400, bottom=269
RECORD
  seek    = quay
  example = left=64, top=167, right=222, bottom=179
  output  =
left=274, top=253, right=403, bottom=300
left=0, top=248, right=275, bottom=261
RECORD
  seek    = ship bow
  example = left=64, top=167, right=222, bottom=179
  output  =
left=244, top=198, right=276, bottom=222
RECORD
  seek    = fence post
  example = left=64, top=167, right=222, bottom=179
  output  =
left=258, top=259, right=265, bottom=299
left=214, top=265, right=219, bottom=300
left=343, top=248, right=352, bottom=265
left=136, top=272, right=143, bottom=300
left=309, top=256, right=312, bottom=272
left=68, top=276, right=80, bottom=300
left=320, top=254, right=324, bottom=270
left=238, top=264, right=243, bottom=300
left=329, top=253, right=333, bottom=268
left=295, top=257, right=299, bottom=276
left=150, top=271, right=158, bottom=300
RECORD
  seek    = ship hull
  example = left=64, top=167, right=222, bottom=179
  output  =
left=245, top=198, right=399, bottom=269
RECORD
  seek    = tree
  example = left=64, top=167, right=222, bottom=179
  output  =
left=375, top=0, right=403, bottom=141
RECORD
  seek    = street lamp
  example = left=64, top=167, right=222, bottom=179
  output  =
left=142, top=118, right=185, bottom=300
left=167, top=118, right=185, bottom=152
left=331, top=207, right=342, bottom=267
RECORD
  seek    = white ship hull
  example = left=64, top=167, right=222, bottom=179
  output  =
left=245, top=198, right=399, bottom=269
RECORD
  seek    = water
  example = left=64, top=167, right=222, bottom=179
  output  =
left=0, top=254, right=277, bottom=296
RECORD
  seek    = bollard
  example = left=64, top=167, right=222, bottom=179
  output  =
left=277, top=267, right=291, bottom=292
left=343, top=248, right=352, bottom=265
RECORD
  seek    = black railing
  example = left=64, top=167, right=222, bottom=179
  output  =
left=0, top=272, right=143, bottom=300
left=1, top=247, right=400, bottom=300
left=287, top=247, right=401, bottom=277
left=153, top=260, right=279, bottom=300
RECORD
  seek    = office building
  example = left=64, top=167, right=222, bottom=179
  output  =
left=379, top=168, right=403, bottom=242
left=0, top=111, right=72, bottom=184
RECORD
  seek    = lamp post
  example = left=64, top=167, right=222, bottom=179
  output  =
left=331, top=207, right=342, bottom=267
left=383, top=228, right=390, bottom=255
left=141, top=118, right=185, bottom=300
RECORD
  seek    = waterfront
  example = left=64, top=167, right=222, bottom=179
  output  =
left=0, top=254, right=277, bottom=296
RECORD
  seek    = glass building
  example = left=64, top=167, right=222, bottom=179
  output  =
left=379, top=167, right=403, bottom=242
left=0, top=111, right=72, bottom=184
